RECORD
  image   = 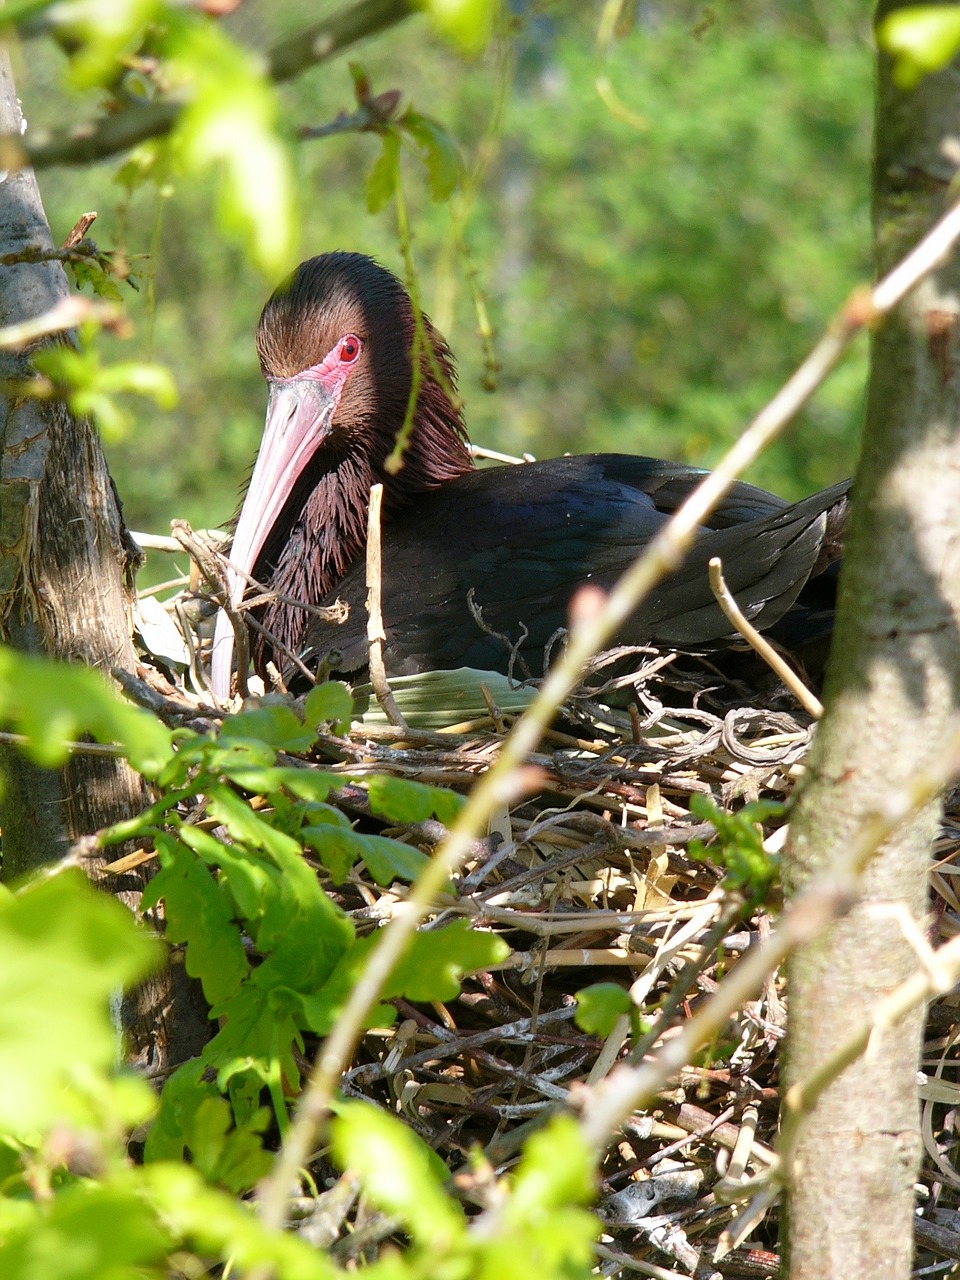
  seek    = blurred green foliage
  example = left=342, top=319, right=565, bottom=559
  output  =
left=16, top=0, right=871, bottom=560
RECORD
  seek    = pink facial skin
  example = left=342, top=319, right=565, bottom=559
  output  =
left=210, top=334, right=363, bottom=698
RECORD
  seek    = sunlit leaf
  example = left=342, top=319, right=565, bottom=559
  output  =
left=0, top=870, right=161, bottom=1135
left=219, top=701, right=319, bottom=753
left=142, top=834, right=250, bottom=1005
left=303, top=680, right=353, bottom=733
left=510, top=1115, right=596, bottom=1213
left=142, top=1163, right=338, bottom=1279
left=878, top=6, right=960, bottom=88
left=0, top=1180, right=171, bottom=1279
left=386, top=919, right=509, bottom=1001
left=165, top=16, right=297, bottom=275
left=426, top=0, right=498, bottom=54
left=366, top=774, right=464, bottom=825
left=48, top=0, right=165, bottom=90
left=331, top=1100, right=466, bottom=1247
left=574, top=982, right=632, bottom=1037
left=0, top=644, right=174, bottom=776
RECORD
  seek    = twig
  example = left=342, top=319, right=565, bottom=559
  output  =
left=62, top=211, right=97, bottom=248
left=364, top=483, right=406, bottom=729
left=255, top=195, right=960, bottom=1234
left=131, top=528, right=226, bottom=553
left=0, top=295, right=123, bottom=349
left=171, top=520, right=251, bottom=699
left=708, top=557, right=823, bottom=719
left=0, top=728, right=123, bottom=757
left=468, top=443, right=533, bottom=465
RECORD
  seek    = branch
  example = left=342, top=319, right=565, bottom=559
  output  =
left=268, top=0, right=416, bottom=86
left=3, top=0, right=418, bottom=171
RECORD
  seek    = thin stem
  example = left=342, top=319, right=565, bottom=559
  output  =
left=708, top=557, right=823, bottom=719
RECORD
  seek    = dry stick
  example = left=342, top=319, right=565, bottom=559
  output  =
left=254, top=199, right=960, bottom=1232
left=365, top=484, right=407, bottom=729
left=170, top=521, right=253, bottom=699
left=169, top=520, right=334, bottom=697
left=707, top=557, right=823, bottom=719
left=62, top=210, right=97, bottom=248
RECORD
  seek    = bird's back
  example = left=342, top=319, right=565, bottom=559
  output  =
left=297, top=454, right=849, bottom=680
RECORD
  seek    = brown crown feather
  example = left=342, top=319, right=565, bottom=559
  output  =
left=248, top=252, right=475, bottom=664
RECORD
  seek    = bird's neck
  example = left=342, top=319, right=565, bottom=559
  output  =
left=255, top=419, right=473, bottom=664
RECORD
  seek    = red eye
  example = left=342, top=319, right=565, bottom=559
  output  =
left=339, top=335, right=362, bottom=363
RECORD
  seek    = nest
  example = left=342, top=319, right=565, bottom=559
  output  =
left=127, top=534, right=960, bottom=1280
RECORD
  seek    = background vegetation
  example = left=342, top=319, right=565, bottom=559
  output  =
left=17, top=0, right=873, bottom=552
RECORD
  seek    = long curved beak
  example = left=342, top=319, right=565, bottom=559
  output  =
left=210, top=377, right=339, bottom=698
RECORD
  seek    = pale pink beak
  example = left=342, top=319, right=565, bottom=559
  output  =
left=209, top=376, right=339, bottom=698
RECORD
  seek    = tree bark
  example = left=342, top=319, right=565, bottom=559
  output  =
left=0, top=47, right=210, bottom=1067
left=782, top=6, right=960, bottom=1275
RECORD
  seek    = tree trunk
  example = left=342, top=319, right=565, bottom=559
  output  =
left=0, top=47, right=209, bottom=1067
left=782, top=5, right=960, bottom=1274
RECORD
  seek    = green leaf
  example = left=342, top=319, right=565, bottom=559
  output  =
left=425, top=0, right=499, bottom=55
left=49, top=0, right=165, bottom=90
left=206, top=783, right=304, bottom=864
left=403, top=111, right=463, bottom=201
left=574, top=983, right=632, bottom=1037
left=367, top=132, right=401, bottom=214
left=0, top=870, right=161, bottom=1135
left=354, top=833, right=430, bottom=886
left=0, top=1180, right=171, bottom=1280
left=0, top=644, right=173, bottom=777
left=98, top=359, right=178, bottom=407
left=31, top=325, right=177, bottom=440
left=509, top=1115, right=597, bottom=1213
left=176, top=824, right=271, bottom=923
left=331, top=1100, right=466, bottom=1248
left=688, top=795, right=782, bottom=906
left=878, top=6, right=960, bottom=88
left=219, top=701, right=319, bottom=753
left=366, top=774, right=464, bottom=825
left=179, top=1095, right=272, bottom=1193
left=165, top=16, right=297, bottom=275
left=142, top=834, right=250, bottom=1006
left=386, top=920, right=509, bottom=1002
left=305, top=824, right=429, bottom=885
left=303, top=680, right=353, bottom=732
left=142, top=1163, right=338, bottom=1280
left=205, top=980, right=304, bottom=1100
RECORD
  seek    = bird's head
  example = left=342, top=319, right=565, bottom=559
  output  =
left=210, top=252, right=471, bottom=697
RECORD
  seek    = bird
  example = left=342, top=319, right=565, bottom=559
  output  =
left=209, top=252, right=849, bottom=701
